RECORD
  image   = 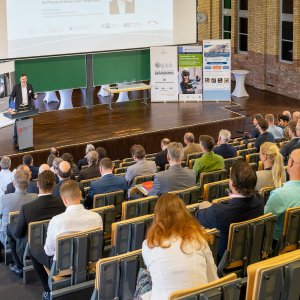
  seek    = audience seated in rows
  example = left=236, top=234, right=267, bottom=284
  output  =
left=0, top=157, right=13, bottom=195
left=280, top=120, right=299, bottom=164
left=154, top=138, right=170, bottom=171
left=250, top=114, right=263, bottom=138
left=0, top=170, right=37, bottom=246
left=141, top=193, right=218, bottom=300
left=76, top=150, right=101, bottom=181
left=30, top=180, right=102, bottom=300
left=78, top=143, right=95, bottom=170
left=125, top=145, right=157, bottom=189
left=6, top=171, right=65, bottom=278
left=256, top=142, right=286, bottom=191
left=183, top=132, right=202, bottom=161
left=84, top=158, right=127, bottom=209
left=196, top=160, right=264, bottom=261
left=22, top=154, right=39, bottom=180
left=52, top=161, right=85, bottom=200
left=193, top=135, right=224, bottom=183
left=265, top=148, right=300, bottom=243
left=254, top=118, right=275, bottom=151
left=149, top=142, right=196, bottom=196
left=61, top=153, right=79, bottom=177
left=213, top=129, right=237, bottom=159
left=265, top=114, right=284, bottom=141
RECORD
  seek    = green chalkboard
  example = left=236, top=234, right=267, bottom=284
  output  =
left=93, top=49, right=150, bottom=85
left=15, top=55, right=86, bottom=92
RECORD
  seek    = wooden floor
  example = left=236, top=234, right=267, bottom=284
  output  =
left=0, top=84, right=299, bottom=167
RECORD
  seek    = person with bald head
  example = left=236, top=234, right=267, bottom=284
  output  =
left=265, top=148, right=300, bottom=242
left=6, top=164, right=39, bottom=194
left=39, top=164, right=51, bottom=174
left=52, top=161, right=85, bottom=199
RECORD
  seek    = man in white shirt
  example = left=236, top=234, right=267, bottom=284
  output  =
left=0, top=156, right=13, bottom=196
left=30, top=180, right=102, bottom=300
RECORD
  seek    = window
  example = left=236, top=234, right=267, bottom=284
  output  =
left=238, top=0, right=248, bottom=53
left=222, top=0, right=231, bottom=39
left=280, top=0, right=293, bottom=62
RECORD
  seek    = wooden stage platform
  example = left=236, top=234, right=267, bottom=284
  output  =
left=1, top=85, right=299, bottom=167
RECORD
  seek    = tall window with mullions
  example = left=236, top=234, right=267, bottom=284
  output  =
left=280, top=0, right=293, bottom=62
left=222, top=0, right=231, bottom=39
left=238, top=0, right=248, bottom=53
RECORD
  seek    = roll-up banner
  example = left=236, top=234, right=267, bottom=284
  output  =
left=150, top=46, right=178, bottom=102
left=178, top=45, right=202, bottom=101
left=203, top=39, right=231, bottom=101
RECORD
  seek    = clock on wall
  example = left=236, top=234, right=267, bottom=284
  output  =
left=197, top=12, right=208, bottom=24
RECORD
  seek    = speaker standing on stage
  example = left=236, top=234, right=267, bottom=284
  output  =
left=9, top=74, right=36, bottom=147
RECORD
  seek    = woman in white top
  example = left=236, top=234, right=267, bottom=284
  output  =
left=256, top=142, right=286, bottom=191
left=141, top=193, right=218, bottom=300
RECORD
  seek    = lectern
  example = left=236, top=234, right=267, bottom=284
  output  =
left=3, top=108, right=39, bottom=150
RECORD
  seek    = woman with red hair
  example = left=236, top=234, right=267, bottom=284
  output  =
left=141, top=193, right=218, bottom=299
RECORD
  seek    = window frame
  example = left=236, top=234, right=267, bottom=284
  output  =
left=237, top=0, right=248, bottom=54
left=222, top=0, right=231, bottom=40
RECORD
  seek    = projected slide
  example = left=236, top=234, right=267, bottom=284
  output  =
left=0, top=0, right=196, bottom=58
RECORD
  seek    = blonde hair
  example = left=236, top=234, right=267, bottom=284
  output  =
left=260, top=142, right=285, bottom=188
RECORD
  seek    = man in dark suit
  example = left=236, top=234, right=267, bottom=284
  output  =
left=77, top=151, right=101, bottom=181
left=109, top=0, right=135, bottom=14
left=213, top=129, right=237, bottom=159
left=52, top=161, right=85, bottom=199
left=250, top=114, right=263, bottom=139
left=9, top=74, right=35, bottom=146
left=254, top=118, right=275, bottom=151
left=22, top=154, right=39, bottom=180
left=154, top=138, right=170, bottom=171
left=6, top=171, right=65, bottom=277
left=77, top=144, right=95, bottom=170
left=149, top=142, right=196, bottom=196
left=84, top=158, right=127, bottom=209
left=196, top=160, right=264, bottom=261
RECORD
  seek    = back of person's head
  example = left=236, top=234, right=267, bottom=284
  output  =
left=161, top=138, right=171, bottom=147
left=230, top=161, right=257, bottom=197
left=96, top=147, right=107, bottom=160
left=0, top=156, right=11, bottom=170
left=167, top=142, right=184, bottom=162
left=52, top=157, right=63, bottom=172
left=283, top=111, right=292, bottom=120
left=253, top=114, right=263, bottom=121
left=279, top=115, right=289, bottom=124
left=99, top=158, right=113, bottom=171
left=39, top=164, right=50, bottom=174
left=37, top=170, right=55, bottom=192
left=22, top=154, right=33, bottom=166
left=14, top=170, right=30, bottom=192
left=293, top=111, right=300, bottom=122
left=58, top=161, right=71, bottom=179
left=184, top=132, right=195, bottom=143
left=60, top=180, right=81, bottom=205
left=199, top=135, right=215, bottom=151
left=288, top=120, right=297, bottom=136
left=288, top=149, right=300, bottom=180
left=260, top=142, right=284, bottom=188
left=265, top=114, right=274, bottom=124
left=130, top=144, right=145, bottom=160
left=61, top=153, right=75, bottom=165
left=47, top=154, right=56, bottom=168
left=146, top=194, right=212, bottom=253
left=50, top=147, right=59, bottom=156
left=87, top=151, right=99, bottom=165
left=218, top=129, right=231, bottom=143
left=85, top=144, right=95, bottom=155
left=257, top=118, right=268, bottom=131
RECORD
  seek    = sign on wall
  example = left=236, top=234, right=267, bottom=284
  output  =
left=202, top=39, right=231, bottom=101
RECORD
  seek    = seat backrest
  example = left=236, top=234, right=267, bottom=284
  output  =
left=279, top=206, right=300, bottom=254
left=203, top=179, right=230, bottom=202
left=133, top=173, right=155, bottom=185
left=233, top=144, right=246, bottom=151
left=171, top=186, right=201, bottom=205
left=28, top=219, right=50, bottom=249
left=92, top=250, right=142, bottom=300
left=91, top=205, right=116, bottom=235
left=218, top=213, right=277, bottom=277
left=8, top=211, right=20, bottom=225
left=93, top=190, right=126, bottom=216
left=245, top=153, right=260, bottom=164
left=199, top=169, right=227, bottom=193
left=112, top=159, right=121, bottom=169
left=145, top=153, right=157, bottom=159
left=186, top=152, right=203, bottom=169
left=121, top=196, right=159, bottom=220
left=205, top=228, right=221, bottom=264
left=224, top=156, right=243, bottom=176
left=120, top=161, right=136, bottom=168
left=259, top=186, right=275, bottom=204
left=114, top=167, right=128, bottom=175
left=52, top=228, right=103, bottom=286
left=123, top=157, right=135, bottom=163
left=80, top=177, right=100, bottom=188
left=246, top=250, right=300, bottom=300
left=237, top=148, right=258, bottom=160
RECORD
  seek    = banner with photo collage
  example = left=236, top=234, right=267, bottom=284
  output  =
left=203, top=39, right=231, bottom=101
left=178, top=45, right=202, bottom=101
left=150, top=46, right=179, bottom=102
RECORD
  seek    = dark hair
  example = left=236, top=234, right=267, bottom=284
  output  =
left=130, top=144, right=145, bottom=159
left=22, top=154, right=33, bottom=166
left=253, top=114, right=263, bottom=120
left=288, top=120, right=297, bottom=134
left=257, top=118, right=269, bottom=131
left=230, top=161, right=257, bottom=196
left=61, top=153, right=74, bottom=165
left=279, top=115, right=289, bottom=123
left=20, top=74, right=27, bottom=78
left=100, top=158, right=113, bottom=169
left=38, top=170, right=55, bottom=191
left=47, top=154, right=56, bottom=167
left=96, top=147, right=107, bottom=160
left=199, top=135, right=215, bottom=151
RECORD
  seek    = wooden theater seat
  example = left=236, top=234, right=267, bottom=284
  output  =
left=203, top=179, right=230, bottom=202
